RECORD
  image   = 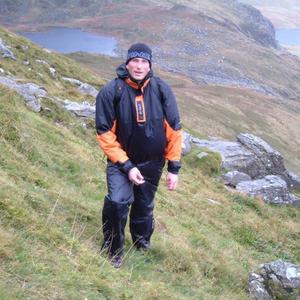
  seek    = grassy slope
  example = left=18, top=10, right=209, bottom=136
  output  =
left=1, top=27, right=300, bottom=300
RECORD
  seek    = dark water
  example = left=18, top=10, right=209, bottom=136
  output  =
left=20, top=27, right=117, bottom=55
left=276, top=28, right=300, bottom=46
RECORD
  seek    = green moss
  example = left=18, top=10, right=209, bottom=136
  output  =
left=183, top=146, right=222, bottom=176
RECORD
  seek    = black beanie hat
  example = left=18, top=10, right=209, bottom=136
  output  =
left=126, top=43, right=152, bottom=66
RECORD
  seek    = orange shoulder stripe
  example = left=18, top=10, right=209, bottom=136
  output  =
left=164, top=119, right=182, bottom=161
left=96, top=121, right=129, bottom=163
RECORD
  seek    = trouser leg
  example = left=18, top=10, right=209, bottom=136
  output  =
left=130, top=159, right=164, bottom=249
left=102, top=161, right=133, bottom=256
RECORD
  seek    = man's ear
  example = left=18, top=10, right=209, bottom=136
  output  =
left=126, top=64, right=129, bottom=70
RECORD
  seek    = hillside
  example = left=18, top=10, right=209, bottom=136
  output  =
left=1, top=26, right=300, bottom=300
left=1, top=0, right=300, bottom=171
left=1, top=0, right=300, bottom=100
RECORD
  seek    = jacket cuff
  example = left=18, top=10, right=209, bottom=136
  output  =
left=167, top=160, right=181, bottom=175
left=118, top=159, right=136, bottom=174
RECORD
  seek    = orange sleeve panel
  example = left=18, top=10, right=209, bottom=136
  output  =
left=96, top=120, right=129, bottom=164
left=164, top=119, right=182, bottom=161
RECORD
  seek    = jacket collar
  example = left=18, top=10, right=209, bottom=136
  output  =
left=126, top=77, right=150, bottom=92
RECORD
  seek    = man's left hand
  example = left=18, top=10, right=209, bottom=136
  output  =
left=166, top=172, right=178, bottom=191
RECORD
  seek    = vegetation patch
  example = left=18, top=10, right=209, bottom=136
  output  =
left=183, top=146, right=222, bottom=176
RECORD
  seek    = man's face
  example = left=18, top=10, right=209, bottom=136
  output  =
left=126, top=57, right=150, bottom=81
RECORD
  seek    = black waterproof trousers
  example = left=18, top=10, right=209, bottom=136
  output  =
left=102, top=159, right=164, bottom=256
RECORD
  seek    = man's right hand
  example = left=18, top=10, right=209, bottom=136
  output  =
left=128, top=167, right=145, bottom=185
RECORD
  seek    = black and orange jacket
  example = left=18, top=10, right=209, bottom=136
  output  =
left=95, top=63, right=182, bottom=174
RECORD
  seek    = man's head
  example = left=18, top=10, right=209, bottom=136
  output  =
left=126, top=43, right=152, bottom=81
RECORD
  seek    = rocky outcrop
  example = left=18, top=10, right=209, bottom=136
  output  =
left=62, top=77, right=98, bottom=97
left=235, top=2, right=278, bottom=48
left=191, top=133, right=300, bottom=206
left=0, top=75, right=46, bottom=112
left=0, top=38, right=16, bottom=60
left=249, top=260, right=300, bottom=299
left=193, top=133, right=289, bottom=179
left=63, top=100, right=95, bottom=118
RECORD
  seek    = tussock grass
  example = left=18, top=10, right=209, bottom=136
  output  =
left=1, top=85, right=300, bottom=300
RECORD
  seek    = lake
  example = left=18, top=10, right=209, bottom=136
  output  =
left=19, top=27, right=300, bottom=54
left=276, top=28, right=300, bottom=46
left=20, top=27, right=117, bottom=55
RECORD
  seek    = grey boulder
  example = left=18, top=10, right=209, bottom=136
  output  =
left=236, top=175, right=298, bottom=205
left=249, top=260, right=300, bottom=299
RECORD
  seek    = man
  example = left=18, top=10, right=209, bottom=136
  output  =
left=95, top=43, right=182, bottom=268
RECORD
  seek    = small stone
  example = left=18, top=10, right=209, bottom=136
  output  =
left=43, top=48, right=52, bottom=53
left=197, top=152, right=209, bottom=159
left=21, top=45, right=29, bottom=51
left=62, top=77, right=83, bottom=86
left=49, top=67, right=56, bottom=77
left=36, top=59, right=49, bottom=66
left=207, top=199, right=221, bottom=205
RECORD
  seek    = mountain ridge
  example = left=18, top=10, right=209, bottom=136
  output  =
left=1, top=0, right=300, bottom=99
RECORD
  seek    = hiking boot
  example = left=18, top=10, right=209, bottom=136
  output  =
left=136, top=240, right=151, bottom=251
left=109, top=255, right=123, bottom=269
